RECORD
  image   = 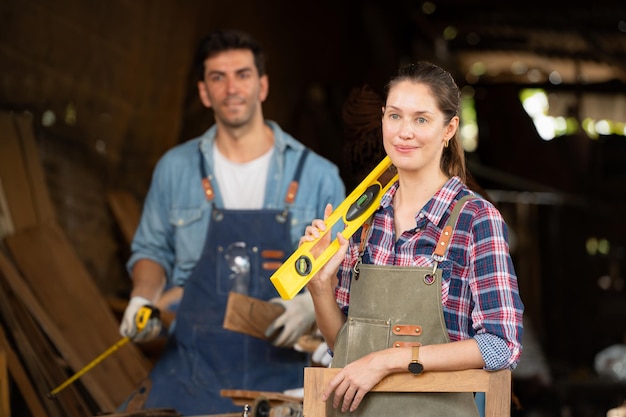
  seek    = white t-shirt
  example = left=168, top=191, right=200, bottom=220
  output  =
left=213, top=142, right=274, bottom=209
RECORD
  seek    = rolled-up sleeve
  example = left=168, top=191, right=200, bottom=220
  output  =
left=469, top=205, right=524, bottom=370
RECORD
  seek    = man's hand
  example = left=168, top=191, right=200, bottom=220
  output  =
left=119, top=296, right=162, bottom=342
left=312, top=341, right=333, bottom=367
left=264, top=292, right=316, bottom=348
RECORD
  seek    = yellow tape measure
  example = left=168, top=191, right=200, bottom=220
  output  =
left=270, top=156, right=397, bottom=299
left=47, top=305, right=158, bottom=398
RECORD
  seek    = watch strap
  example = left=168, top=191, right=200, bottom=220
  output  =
left=411, top=345, right=420, bottom=362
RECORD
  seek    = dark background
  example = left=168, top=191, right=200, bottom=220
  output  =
left=1, top=0, right=625, bottom=415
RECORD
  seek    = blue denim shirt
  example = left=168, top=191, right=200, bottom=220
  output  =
left=128, top=120, right=346, bottom=286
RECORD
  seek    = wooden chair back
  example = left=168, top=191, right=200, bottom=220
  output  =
left=303, top=367, right=511, bottom=417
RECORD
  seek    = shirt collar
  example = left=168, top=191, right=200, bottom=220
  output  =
left=379, top=176, right=466, bottom=228
left=198, top=120, right=294, bottom=155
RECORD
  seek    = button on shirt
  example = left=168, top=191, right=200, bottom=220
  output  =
left=335, top=177, right=524, bottom=370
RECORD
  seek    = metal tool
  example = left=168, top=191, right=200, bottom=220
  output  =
left=270, top=156, right=397, bottom=299
left=47, top=304, right=159, bottom=398
left=242, top=397, right=302, bottom=417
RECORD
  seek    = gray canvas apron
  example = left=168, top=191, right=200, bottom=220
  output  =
left=329, top=195, right=479, bottom=417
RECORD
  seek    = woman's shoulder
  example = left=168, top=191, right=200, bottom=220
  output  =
left=453, top=195, right=509, bottom=246
left=452, top=186, right=505, bottom=227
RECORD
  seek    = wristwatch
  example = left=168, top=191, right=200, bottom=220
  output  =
left=408, top=345, right=424, bottom=375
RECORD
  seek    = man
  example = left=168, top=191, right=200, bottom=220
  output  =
left=118, top=29, right=345, bottom=415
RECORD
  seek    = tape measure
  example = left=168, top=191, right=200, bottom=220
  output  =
left=270, top=156, right=397, bottom=299
left=47, top=304, right=159, bottom=398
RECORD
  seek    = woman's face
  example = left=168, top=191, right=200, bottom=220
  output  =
left=382, top=80, right=457, bottom=175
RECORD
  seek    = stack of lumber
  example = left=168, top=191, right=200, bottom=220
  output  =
left=0, top=111, right=151, bottom=416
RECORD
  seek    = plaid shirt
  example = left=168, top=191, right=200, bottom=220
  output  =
left=335, top=177, right=524, bottom=370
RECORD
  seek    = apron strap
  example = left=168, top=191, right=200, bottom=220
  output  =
left=199, top=142, right=216, bottom=202
left=283, top=149, right=309, bottom=206
left=432, top=194, right=476, bottom=263
left=276, top=149, right=309, bottom=223
left=356, top=194, right=476, bottom=263
left=353, top=216, right=374, bottom=278
left=353, top=193, right=476, bottom=277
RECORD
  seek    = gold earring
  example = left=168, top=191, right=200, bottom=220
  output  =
left=444, top=140, right=449, bottom=148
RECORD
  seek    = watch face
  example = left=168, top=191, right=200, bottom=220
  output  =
left=408, top=361, right=424, bottom=375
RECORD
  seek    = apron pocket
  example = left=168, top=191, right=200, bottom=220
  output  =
left=336, top=316, right=391, bottom=365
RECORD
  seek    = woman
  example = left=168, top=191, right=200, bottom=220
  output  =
left=302, top=62, right=524, bottom=416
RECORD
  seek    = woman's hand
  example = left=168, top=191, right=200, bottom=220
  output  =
left=300, top=204, right=350, bottom=295
left=322, top=350, right=393, bottom=412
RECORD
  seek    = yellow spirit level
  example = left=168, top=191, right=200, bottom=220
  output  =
left=270, top=156, right=397, bottom=299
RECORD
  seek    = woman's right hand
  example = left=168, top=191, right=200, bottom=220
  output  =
left=300, top=203, right=349, bottom=295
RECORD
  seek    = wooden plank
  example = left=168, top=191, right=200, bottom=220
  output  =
left=303, top=368, right=511, bottom=417
left=0, top=247, right=106, bottom=407
left=0, top=111, right=39, bottom=232
left=222, top=291, right=284, bottom=340
left=219, top=388, right=301, bottom=408
left=0, top=279, right=66, bottom=417
left=0, top=275, right=90, bottom=417
left=0, top=325, right=48, bottom=417
left=0, top=349, right=8, bottom=417
left=0, top=179, right=15, bottom=240
left=106, top=189, right=142, bottom=246
left=0, top=250, right=84, bottom=368
left=92, top=410, right=185, bottom=417
left=294, top=334, right=323, bottom=354
left=1, top=250, right=160, bottom=410
left=11, top=111, right=56, bottom=225
left=4, top=223, right=151, bottom=413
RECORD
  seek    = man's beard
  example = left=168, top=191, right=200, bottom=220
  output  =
left=218, top=100, right=254, bottom=129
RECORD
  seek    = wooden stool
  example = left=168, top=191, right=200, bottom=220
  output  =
left=303, top=367, right=511, bottom=417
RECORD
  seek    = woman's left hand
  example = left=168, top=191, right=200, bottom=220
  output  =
left=322, top=351, right=391, bottom=412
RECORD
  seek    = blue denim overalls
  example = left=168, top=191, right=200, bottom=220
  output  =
left=140, top=149, right=310, bottom=415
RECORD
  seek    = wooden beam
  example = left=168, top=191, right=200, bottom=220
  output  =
left=0, top=349, right=8, bottom=417
left=0, top=179, right=14, bottom=240
left=303, top=367, right=511, bottom=417
left=106, top=189, right=142, bottom=247
left=0, top=325, right=48, bottom=417
left=223, top=292, right=284, bottom=340
left=0, top=112, right=39, bottom=232
left=11, top=112, right=56, bottom=224
left=0, top=275, right=92, bottom=417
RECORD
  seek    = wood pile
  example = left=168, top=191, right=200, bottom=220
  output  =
left=0, top=111, right=151, bottom=416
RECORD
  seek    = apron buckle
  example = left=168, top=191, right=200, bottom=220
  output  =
left=275, top=207, right=289, bottom=223
left=423, top=261, right=438, bottom=285
left=353, top=257, right=362, bottom=280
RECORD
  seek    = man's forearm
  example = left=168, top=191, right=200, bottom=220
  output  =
left=130, top=258, right=167, bottom=303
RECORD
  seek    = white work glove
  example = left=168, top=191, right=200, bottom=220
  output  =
left=264, top=292, right=316, bottom=348
left=312, top=341, right=333, bottom=367
left=119, top=296, right=162, bottom=342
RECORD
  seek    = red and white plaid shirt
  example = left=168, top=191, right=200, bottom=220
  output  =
left=335, top=176, right=524, bottom=370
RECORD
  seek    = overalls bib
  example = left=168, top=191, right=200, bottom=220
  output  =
left=142, top=149, right=310, bottom=415
left=329, top=195, right=479, bottom=417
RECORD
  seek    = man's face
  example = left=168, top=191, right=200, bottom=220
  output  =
left=197, top=49, right=268, bottom=128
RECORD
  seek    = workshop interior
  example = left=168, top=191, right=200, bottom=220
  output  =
left=0, top=0, right=625, bottom=416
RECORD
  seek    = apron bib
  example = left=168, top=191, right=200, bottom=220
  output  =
left=329, top=195, right=479, bottom=417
